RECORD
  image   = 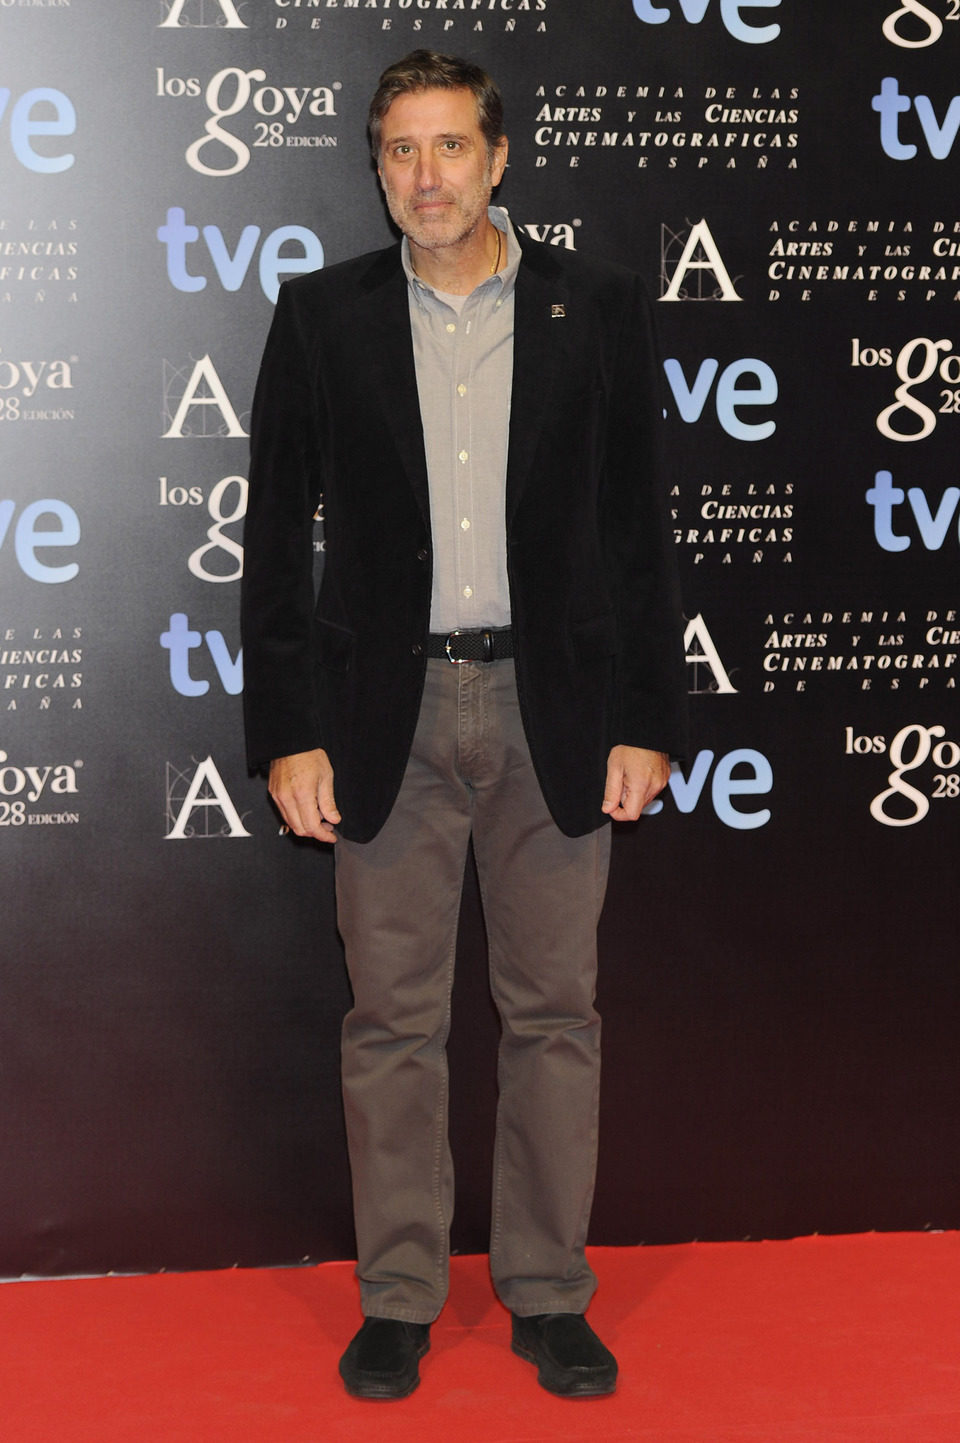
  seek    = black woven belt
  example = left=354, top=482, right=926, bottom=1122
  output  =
left=427, top=627, right=514, bottom=663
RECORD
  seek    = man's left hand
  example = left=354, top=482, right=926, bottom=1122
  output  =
left=601, top=745, right=671, bottom=821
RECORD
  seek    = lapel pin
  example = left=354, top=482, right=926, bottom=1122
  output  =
left=551, top=304, right=566, bottom=318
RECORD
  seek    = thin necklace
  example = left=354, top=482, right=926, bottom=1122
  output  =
left=409, top=228, right=502, bottom=285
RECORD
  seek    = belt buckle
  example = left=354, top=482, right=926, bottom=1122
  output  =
left=444, top=628, right=470, bottom=664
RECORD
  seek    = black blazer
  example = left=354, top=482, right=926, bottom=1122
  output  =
left=241, top=232, right=688, bottom=841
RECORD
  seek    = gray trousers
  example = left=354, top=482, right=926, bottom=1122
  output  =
left=334, top=658, right=611, bottom=1323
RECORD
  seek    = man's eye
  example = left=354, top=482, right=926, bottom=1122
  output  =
left=442, top=141, right=461, bottom=152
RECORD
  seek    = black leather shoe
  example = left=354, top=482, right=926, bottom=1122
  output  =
left=338, top=1317, right=431, bottom=1399
left=511, top=1312, right=618, bottom=1397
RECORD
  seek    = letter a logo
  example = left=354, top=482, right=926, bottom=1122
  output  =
left=166, top=755, right=252, bottom=838
left=684, top=613, right=738, bottom=694
left=158, top=0, right=248, bottom=28
left=162, top=355, right=248, bottom=439
left=660, top=219, right=744, bottom=301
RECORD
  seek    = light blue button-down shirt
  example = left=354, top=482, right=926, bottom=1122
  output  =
left=401, top=205, right=520, bottom=633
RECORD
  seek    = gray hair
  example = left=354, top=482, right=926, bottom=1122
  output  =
left=368, top=49, right=505, bottom=163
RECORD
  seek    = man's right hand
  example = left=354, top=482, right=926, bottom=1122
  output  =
left=268, top=748, right=340, bottom=843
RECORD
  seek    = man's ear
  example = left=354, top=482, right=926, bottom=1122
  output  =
left=492, top=136, right=509, bottom=185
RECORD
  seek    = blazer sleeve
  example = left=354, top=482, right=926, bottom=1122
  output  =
left=601, top=273, right=689, bottom=759
left=240, top=281, right=325, bottom=770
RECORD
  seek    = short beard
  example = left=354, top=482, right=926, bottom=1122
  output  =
left=384, top=163, right=494, bottom=254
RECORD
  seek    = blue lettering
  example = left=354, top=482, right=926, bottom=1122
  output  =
left=158, top=207, right=324, bottom=301
left=162, top=612, right=243, bottom=695
left=710, top=748, right=772, bottom=829
left=873, top=77, right=916, bottom=159
left=204, top=630, right=244, bottom=693
left=643, top=747, right=773, bottom=827
left=631, top=0, right=781, bottom=43
left=874, top=77, right=960, bottom=159
left=913, top=93, right=960, bottom=160
left=867, top=470, right=960, bottom=550
left=632, top=0, right=673, bottom=23
left=907, top=485, right=960, bottom=548
left=162, top=612, right=207, bottom=696
left=203, top=223, right=261, bottom=292
left=0, top=498, right=80, bottom=583
left=157, top=207, right=205, bottom=292
left=720, top=0, right=781, bottom=44
left=663, top=748, right=713, bottom=813
left=664, top=356, right=777, bottom=439
left=257, top=225, right=324, bottom=304
left=715, top=358, right=778, bottom=440
left=0, top=86, right=76, bottom=173
left=867, top=471, right=910, bottom=551
left=663, top=358, right=719, bottom=423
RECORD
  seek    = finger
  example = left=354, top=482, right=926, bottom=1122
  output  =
left=601, top=764, right=625, bottom=814
left=317, top=775, right=341, bottom=826
left=616, top=782, right=644, bottom=822
left=297, top=790, right=338, bottom=842
left=273, top=784, right=334, bottom=842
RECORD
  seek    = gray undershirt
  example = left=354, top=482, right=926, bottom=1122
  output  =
left=401, top=205, right=519, bottom=633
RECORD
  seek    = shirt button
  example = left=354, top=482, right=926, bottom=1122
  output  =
left=411, top=642, right=423, bottom=656
left=457, top=383, right=467, bottom=397
left=463, top=586, right=472, bottom=599
left=460, top=518, right=470, bottom=531
left=417, top=547, right=429, bottom=561
left=445, top=322, right=456, bottom=333
left=458, top=450, right=468, bottom=463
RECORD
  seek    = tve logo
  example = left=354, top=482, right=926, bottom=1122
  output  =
left=664, top=356, right=777, bottom=439
left=631, top=0, right=782, bottom=43
left=644, top=748, right=773, bottom=828
left=867, top=471, right=960, bottom=550
left=873, top=78, right=960, bottom=159
left=0, top=499, right=80, bottom=583
left=158, top=208, right=323, bottom=304
left=0, top=85, right=75, bottom=173
left=161, top=613, right=242, bottom=696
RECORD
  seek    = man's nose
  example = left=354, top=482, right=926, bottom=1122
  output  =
left=415, top=153, right=440, bottom=191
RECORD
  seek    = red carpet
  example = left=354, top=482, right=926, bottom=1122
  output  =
left=2, top=1235, right=958, bottom=1441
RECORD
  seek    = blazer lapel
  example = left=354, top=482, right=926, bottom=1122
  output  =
left=355, top=248, right=432, bottom=529
left=506, top=238, right=570, bottom=527
left=350, top=237, right=571, bottom=533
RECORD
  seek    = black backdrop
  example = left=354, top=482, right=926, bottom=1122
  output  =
left=2, top=0, right=957, bottom=1279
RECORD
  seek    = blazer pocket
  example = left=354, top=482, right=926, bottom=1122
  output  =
left=315, top=617, right=355, bottom=674
left=571, top=612, right=619, bottom=662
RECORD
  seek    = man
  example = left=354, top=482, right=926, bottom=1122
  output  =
left=241, top=50, right=687, bottom=1400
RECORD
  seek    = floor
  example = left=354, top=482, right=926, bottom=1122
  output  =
left=3, top=1234, right=958, bottom=1441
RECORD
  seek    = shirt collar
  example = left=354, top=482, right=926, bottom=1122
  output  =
left=402, top=205, right=521, bottom=308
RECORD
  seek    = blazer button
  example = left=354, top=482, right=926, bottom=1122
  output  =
left=411, top=642, right=424, bottom=656
left=417, top=547, right=429, bottom=562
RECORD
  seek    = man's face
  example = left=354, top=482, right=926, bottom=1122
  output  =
left=377, top=86, right=507, bottom=253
